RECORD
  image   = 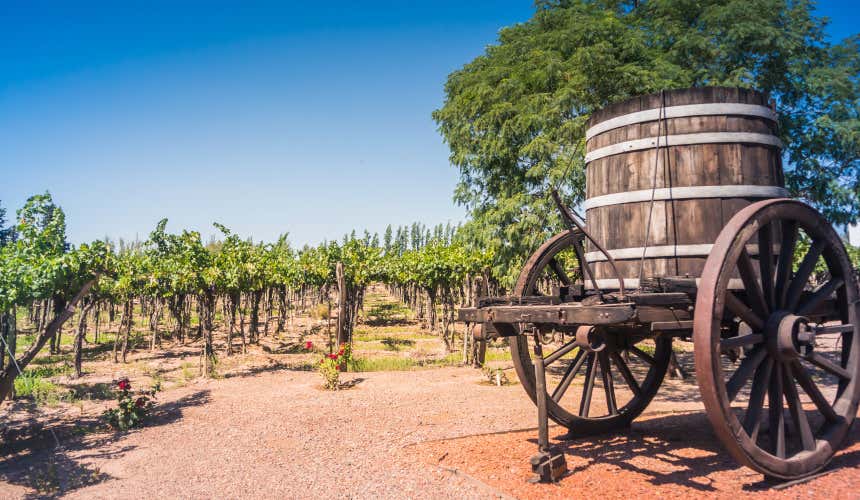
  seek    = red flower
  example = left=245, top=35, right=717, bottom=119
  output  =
left=328, top=353, right=338, bottom=360
left=337, top=364, right=345, bottom=372
left=135, top=397, right=146, bottom=408
left=304, top=341, right=314, bottom=350
left=118, top=379, right=130, bottom=391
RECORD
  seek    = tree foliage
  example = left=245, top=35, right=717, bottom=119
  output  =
left=434, top=0, right=860, bottom=285
left=0, top=193, right=109, bottom=402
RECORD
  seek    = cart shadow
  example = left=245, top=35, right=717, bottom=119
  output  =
left=532, top=410, right=860, bottom=492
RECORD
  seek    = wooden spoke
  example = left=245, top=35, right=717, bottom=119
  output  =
left=790, top=361, right=840, bottom=422
left=551, top=349, right=587, bottom=403
left=511, top=229, right=673, bottom=432
left=725, top=292, right=765, bottom=331
left=797, top=278, right=845, bottom=316
left=768, top=362, right=786, bottom=459
left=726, top=347, right=768, bottom=401
left=548, top=257, right=573, bottom=287
left=579, top=354, right=597, bottom=417
left=544, top=339, right=578, bottom=366
left=694, top=199, right=859, bottom=478
left=783, top=366, right=816, bottom=451
left=774, top=220, right=798, bottom=308
left=758, top=225, right=775, bottom=309
left=806, top=352, right=852, bottom=380
left=598, top=351, right=618, bottom=415
left=610, top=351, right=641, bottom=397
left=629, top=345, right=655, bottom=366
left=720, top=333, right=764, bottom=351
left=743, top=357, right=773, bottom=441
left=737, top=248, right=769, bottom=317
left=785, top=239, right=827, bottom=311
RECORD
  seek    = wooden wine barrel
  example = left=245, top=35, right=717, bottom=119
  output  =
left=584, top=87, right=785, bottom=289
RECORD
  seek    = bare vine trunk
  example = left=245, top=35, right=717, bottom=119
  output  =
left=0, top=280, right=96, bottom=405
left=73, top=301, right=94, bottom=378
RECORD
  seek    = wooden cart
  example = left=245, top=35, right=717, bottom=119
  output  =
left=458, top=87, right=860, bottom=482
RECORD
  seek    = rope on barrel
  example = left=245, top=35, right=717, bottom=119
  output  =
left=549, top=133, right=625, bottom=298
left=637, top=90, right=670, bottom=291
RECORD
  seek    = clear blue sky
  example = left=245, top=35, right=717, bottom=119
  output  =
left=1, top=1, right=857, bottom=246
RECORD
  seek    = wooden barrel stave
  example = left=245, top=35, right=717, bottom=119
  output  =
left=584, top=87, right=784, bottom=288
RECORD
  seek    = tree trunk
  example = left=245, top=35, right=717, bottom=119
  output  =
left=0, top=281, right=96, bottom=405
left=263, top=288, right=273, bottom=337
left=196, top=296, right=204, bottom=338
left=73, top=301, right=94, bottom=378
left=38, top=299, right=49, bottom=335
left=427, top=288, right=437, bottom=333
left=239, top=294, right=247, bottom=353
left=249, top=290, right=262, bottom=343
left=115, top=299, right=132, bottom=363
left=113, top=301, right=126, bottom=363
left=199, top=290, right=217, bottom=377
left=336, top=262, right=348, bottom=345
left=226, top=293, right=237, bottom=356
left=277, top=286, right=287, bottom=333
left=93, top=302, right=101, bottom=344
left=0, top=310, right=17, bottom=378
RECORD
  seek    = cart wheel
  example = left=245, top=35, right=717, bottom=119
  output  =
left=510, top=230, right=672, bottom=434
left=695, top=198, right=860, bottom=479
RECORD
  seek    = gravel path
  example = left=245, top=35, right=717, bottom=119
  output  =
left=2, top=366, right=858, bottom=498
left=2, top=367, right=536, bottom=498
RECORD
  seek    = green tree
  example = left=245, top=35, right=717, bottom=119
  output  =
left=0, top=200, right=13, bottom=247
left=434, top=0, right=860, bottom=286
left=0, top=194, right=108, bottom=403
left=383, top=225, right=393, bottom=254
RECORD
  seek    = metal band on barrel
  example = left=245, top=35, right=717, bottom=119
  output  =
left=585, top=103, right=778, bottom=140
left=584, top=132, right=783, bottom=163
left=583, top=185, right=790, bottom=210
left=584, top=243, right=779, bottom=263
left=584, top=278, right=745, bottom=290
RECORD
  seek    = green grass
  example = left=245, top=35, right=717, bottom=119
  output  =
left=353, top=329, right=436, bottom=342
left=483, top=349, right=513, bottom=362
left=634, top=342, right=657, bottom=356
left=14, top=367, right=72, bottom=405
left=22, top=359, right=72, bottom=374
left=380, top=337, right=416, bottom=351
left=347, top=356, right=419, bottom=372
left=179, top=361, right=198, bottom=381
left=66, top=381, right=115, bottom=401
left=363, top=301, right=412, bottom=322
left=351, top=341, right=392, bottom=351
left=427, top=353, right=465, bottom=367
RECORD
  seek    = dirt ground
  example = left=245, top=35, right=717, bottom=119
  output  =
left=2, top=363, right=859, bottom=499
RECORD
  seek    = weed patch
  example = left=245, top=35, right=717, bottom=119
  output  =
left=14, top=368, right=72, bottom=405
left=348, top=356, right=418, bottom=372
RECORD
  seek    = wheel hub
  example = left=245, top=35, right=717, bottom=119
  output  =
left=574, top=325, right=606, bottom=352
left=766, top=310, right=814, bottom=361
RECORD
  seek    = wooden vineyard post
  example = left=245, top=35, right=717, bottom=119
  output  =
left=327, top=299, right=332, bottom=354
left=468, top=276, right=488, bottom=367
left=336, top=262, right=348, bottom=346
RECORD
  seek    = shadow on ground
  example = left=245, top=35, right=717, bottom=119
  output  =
left=0, top=390, right=211, bottom=497
left=536, top=410, right=860, bottom=492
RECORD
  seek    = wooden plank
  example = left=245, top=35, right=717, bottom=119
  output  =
left=456, top=303, right=637, bottom=326
left=651, top=320, right=694, bottom=331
